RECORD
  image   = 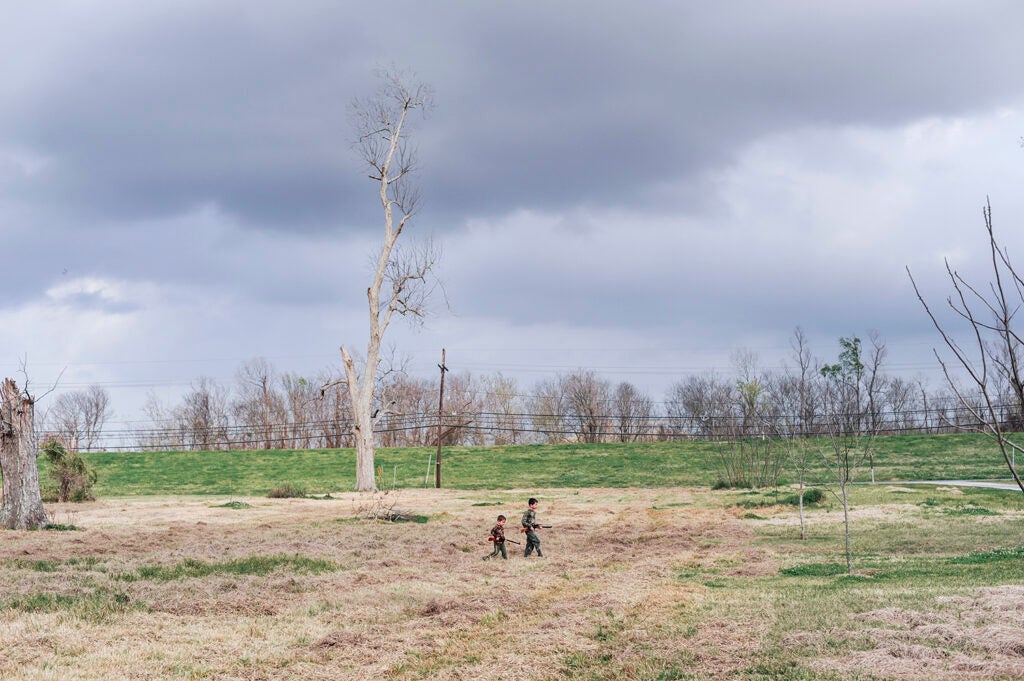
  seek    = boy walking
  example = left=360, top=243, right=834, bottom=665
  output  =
left=522, top=497, right=544, bottom=557
left=484, top=514, right=508, bottom=560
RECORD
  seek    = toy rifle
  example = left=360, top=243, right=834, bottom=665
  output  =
left=488, top=536, right=521, bottom=545
left=520, top=524, right=552, bottom=533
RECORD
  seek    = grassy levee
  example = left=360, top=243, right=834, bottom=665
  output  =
left=68, top=431, right=1016, bottom=497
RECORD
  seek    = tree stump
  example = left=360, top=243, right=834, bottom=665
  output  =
left=0, top=378, right=47, bottom=529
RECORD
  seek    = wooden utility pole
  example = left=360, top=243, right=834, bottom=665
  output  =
left=435, top=348, right=448, bottom=488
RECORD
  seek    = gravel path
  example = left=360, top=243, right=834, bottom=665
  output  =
left=883, top=480, right=1021, bottom=491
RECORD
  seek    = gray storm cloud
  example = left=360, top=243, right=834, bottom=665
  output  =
left=1, top=1, right=1023, bottom=419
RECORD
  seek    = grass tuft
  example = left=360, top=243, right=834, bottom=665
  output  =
left=780, top=562, right=848, bottom=577
left=212, top=500, right=253, bottom=509
left=944, top=504, right=998, bottom=516
left=267, top=484, right=307, bottom=498
left=117, top=554, right=337, bottom=582
left=950, top=546, right=1024, bottom=564
left=4, top=590, right=144, bottom=622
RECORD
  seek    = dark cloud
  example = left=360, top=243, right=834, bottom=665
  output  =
left=2, top=1, right=1024, bottom=421
left=7, top=1, right=1024, bottom=236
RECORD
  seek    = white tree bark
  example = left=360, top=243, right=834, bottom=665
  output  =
left=341, top=71, right=435, bottom=492
left=0, top=378, right=47, bottom=530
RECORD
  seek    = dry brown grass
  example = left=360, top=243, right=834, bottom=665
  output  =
left=0, top=489, right=747, bottom=680
left=0, top=488, right=1021, bottom=680
left=790, top=586, right=1024, bottom=680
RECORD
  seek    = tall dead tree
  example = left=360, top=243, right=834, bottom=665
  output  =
left=908, top=199, right=1024, bottom=494
left=0, top=378, right=47, bottom=529
left=336, top=70, right=437, bottom=491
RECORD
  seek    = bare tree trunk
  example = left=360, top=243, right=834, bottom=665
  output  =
left=335, top=70, right=436, bottom=492
left=798, top=486, right=806, bottom=541
left=0, top=379, right=47, bottom=530
left=342, top=346, right=379, bottom=491
left=841, top=481, right=853, bottom=575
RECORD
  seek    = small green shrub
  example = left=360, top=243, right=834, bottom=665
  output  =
left=713, top=480, right=753, bottom=490
left=267, top=484, right=307, bottom=498
left=944, top=504, right=997, bottom=516
left=781, top=488, right=826, bottom=506
left=41, top=439, right=97, bottom=502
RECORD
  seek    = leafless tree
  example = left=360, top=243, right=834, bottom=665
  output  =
left=789, top=326, right=821, bottom=435
left=378, top=374, right=434, bottom=447
left=311, top=368, right=352, bottom=448
left=281, top=373, right=320, bottom=450
left=665, top=373, right=734, bottom=438
left=179, top=378, right=231, bottom=450
left=441, top=372, right=481, bottom=446
left=562, top=369, right=612, bottom=444
left=45, top=385, right=112, bottom=452
left=481, top=373, right=524, bottom=445
left=0, top=378, right=47, bottom=529
left=717, top=379, right=784, bottom=489
left=331, top=69, right=438, bottom=491
left=136, top=392, right=180, bottom=451
left=885, top=376, right=918, bottom=433
left=234, top=358, right=284, bottom=449
left=908, top=200, right=1024, bottom=492
left=862, top=330, right=888, bottom=435
left=612, top=381, right=653, bottom=442
left=765, top=327, right=821, bottom=538
left=529, top=377, right=568, bottom=444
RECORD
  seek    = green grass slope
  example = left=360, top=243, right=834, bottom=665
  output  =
left=63, top=432, right=1019, bottom=497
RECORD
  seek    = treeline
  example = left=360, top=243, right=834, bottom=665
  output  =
left=39, top=329, right=1023, bottom=453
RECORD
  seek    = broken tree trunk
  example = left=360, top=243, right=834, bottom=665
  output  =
left=0, top=378, right=47, bottom=529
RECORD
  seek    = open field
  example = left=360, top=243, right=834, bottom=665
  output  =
left=4, top=483, right=1024, bottom=680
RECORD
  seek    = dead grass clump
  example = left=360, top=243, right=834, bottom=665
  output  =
left=912, top=623, right=972, bottom=647
left=725, top=548, right=778, bottom=577
left=420, top=598, right=459, bottom=617
left=809, top=585, right=1024, bottom=679
left=975, top=584, right=1024, bottom=609
left=316, top=630, right=366, bottom=649
left=148, top=591, right=280, bottom=616
left=886, top=642, right=951, bottom=660
left=352, top=489, right=422, bottom=522
left=819, top=646, right=1024, bottom=680
left=978, top=626, right=1024, bottom=657
left=856, top=607, right=938, bottom=629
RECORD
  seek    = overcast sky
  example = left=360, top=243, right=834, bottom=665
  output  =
left=3, top=1, right=1024, bottom=426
